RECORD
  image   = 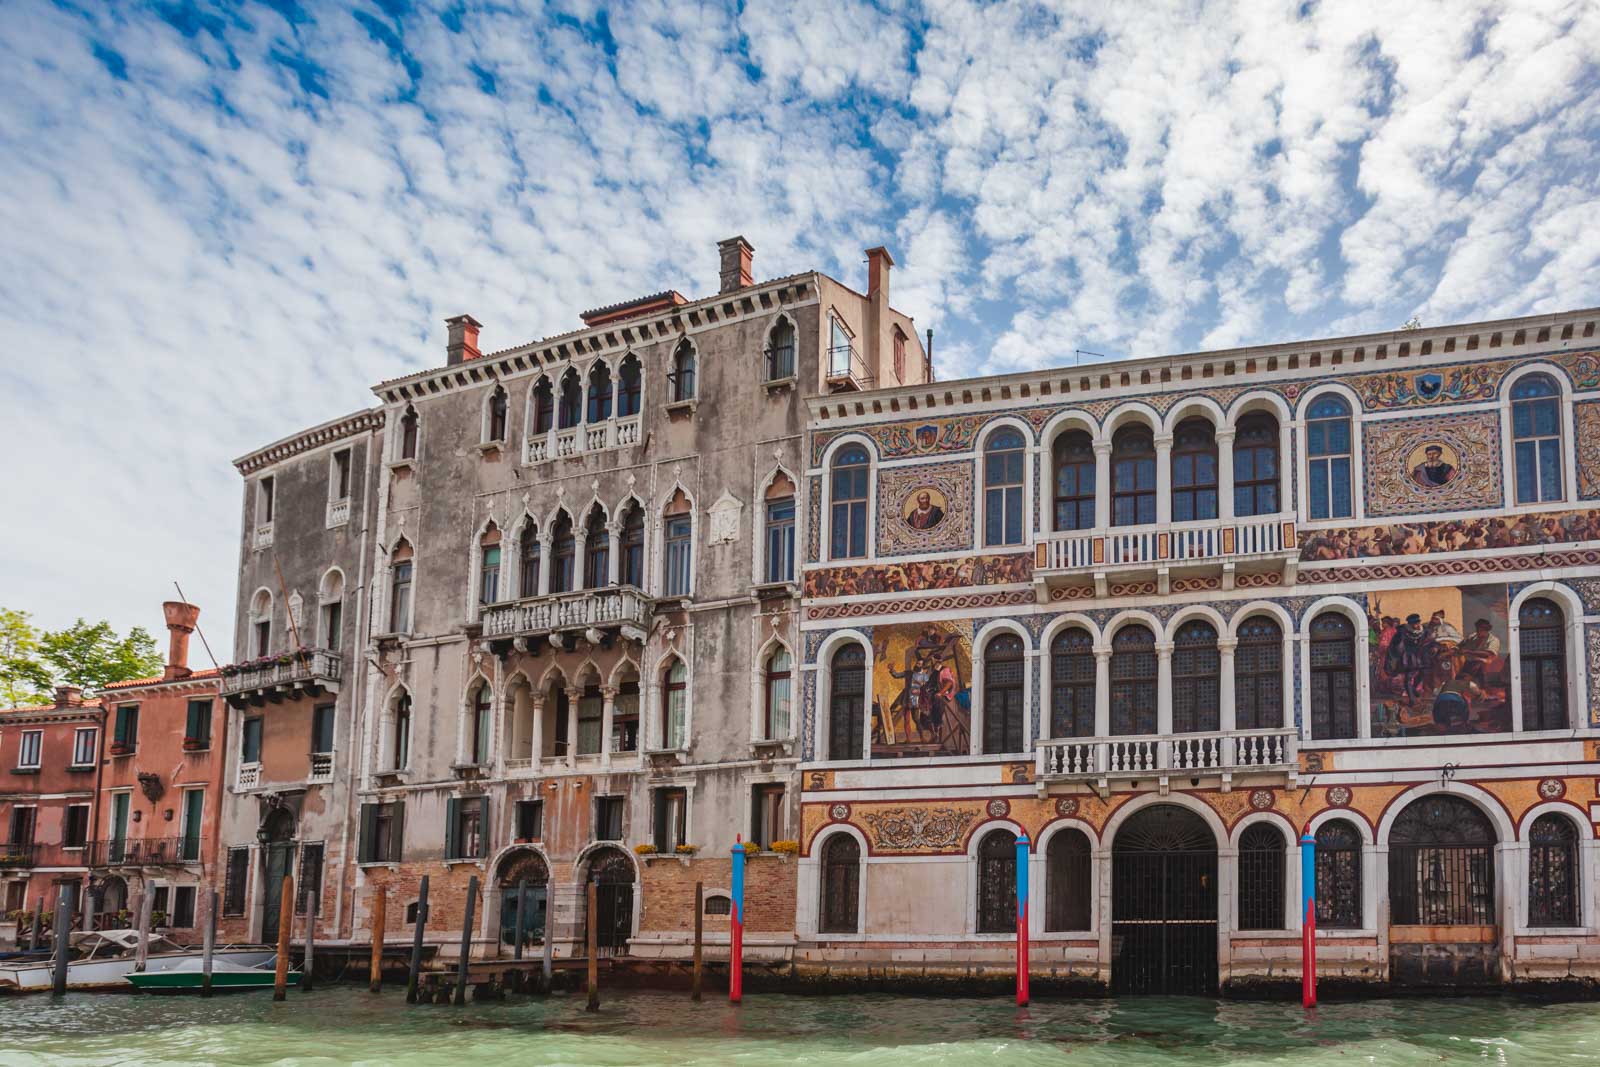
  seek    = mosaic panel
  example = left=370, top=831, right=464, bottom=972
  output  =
left=1362, top=410, right=1502, bottom=518
left=1566, top=578, right=1600, bottom=612
left=1302, top=547, right=1600, bottom=585
left=1588, top=624, right=1600, bottom=728
left=1577, top=402, right=1600, bottom=499
left=875, top=460, right=974, bottom=556
left=806, top=476, right=821, bottom=564
left=801, top=669, right=817, bottom=761
left=1370, top=584, right=1512, bottom=737
left=1299, top=507, right=1600, bottom=561
left=804, top=551, right=1032, bottom=599
left=871, top=621, right=972, bottom=758
left=806, top=588, right=1035, bottom=621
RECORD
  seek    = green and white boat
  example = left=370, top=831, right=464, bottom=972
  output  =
left=125, top=957, right=299, bottom=992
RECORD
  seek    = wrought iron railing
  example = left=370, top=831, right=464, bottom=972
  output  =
left=1388, top=844, right=1495, bottom=925
left=0, top=842, right=38, bottom=868
left=89, top=836, right=199, bottom=867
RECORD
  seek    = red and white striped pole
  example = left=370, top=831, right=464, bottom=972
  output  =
left=1015, top=832, right=1030, bottom=1006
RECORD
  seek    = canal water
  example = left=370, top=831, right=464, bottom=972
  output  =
left=1, top=986, right=1594, bottom=1065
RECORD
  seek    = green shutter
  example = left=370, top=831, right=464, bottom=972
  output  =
left=445, top=798, right=460, bottom=859
left=359, top=803, right=377, bottom=864
left=389, top=801, right=405, bottom=863
left=477, top=799, right=489, bottom=858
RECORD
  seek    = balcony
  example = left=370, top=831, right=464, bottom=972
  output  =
left=254, top=522, right=274, bottom=549
left=0, top=842, right=37, bottom=869
left=1034, top=515, right=1298, bottom=597
left=1035, top=727, right=1298, bottom=793
left=524, top=415, right=642, bottom=464
left=480, top=586, right=652, bottom=648
left=825, top=342, right=874, bottom=392
left=89, top=837, right=199, bottom=868
left=220, top=648, right=342, bottom=708
left=326, top=496, right=351, bottom=529
left=236, top=761, right=261, bottom=792
left=308, top=752, right=334, bottom=784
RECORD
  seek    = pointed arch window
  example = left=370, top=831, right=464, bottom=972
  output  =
left=620, top=504, right=645, bottom=587
left=1306, top=396, right=1353, bottom=519
left=389, top=541, right=413, bottom=633
left=583, top=507, right=610, bottom=589
left=557, top=368, right=582, bottom=429
left=518, top=522, right=540, bottom=597
left=1309, top=613, right=1357, bottom=740
left=670, top=341, right=696, bottom=403
left=486, top=386, right=508, bottom=442
left=392, top=693, right=412, bottom=770
left=470, top=684, right=492, bottom=766
left=976, top=829, right=1017, bottom=934
left=399, top=405, right=419, bottom=459
left=830, top=445, right=870, bottom=559
left=661, top=659, right=687, bottom=749
left=1049, top=627, right=1095, bottom=739
left=982, top=633, right=1026, bottom=753
left=1233, top=412, right=1279, bottom=517
left=766, top=317, right=796, bottom=380
left=1045, top=828, right=1091, bottom=931
left=764, top=647, right=792, bottom=741
left=663, top=511, right=692, bottom=597
left=983, top=428, right=1026, bottom=546
left=479, top=526, right=502, bottom=604
left=1519, top=597, right=1567, bottom=731
left=617, top=355, right=642, bottom=417
left=1234, top=615, right=1283, bottom=730
left=1171, top=417, right=1218, bottom=522
left=828, top=643, right=866, bottom=760
left=1052, top=430, right=1096, bottom=532
left=820, top=833, right=860, bottom=934
left=531, top=377, right=554, bottom=434
left=1109, top=625, right=1157, bottom=735
left=586, top=362, right=613, bottom=423
left=1238, top=823, right=1285, bottom=930
left=1528, top=813, right=1579, bottom=927
left=550, top=512, right=575, bottom=593
left=1111, top=425, right=1156, bottom=526
left=1511, top=373, right=1562, bottom=503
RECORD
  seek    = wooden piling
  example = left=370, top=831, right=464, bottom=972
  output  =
left=405, top=875, right=429, bottom=1004
left=27, top=896, right=42, bottom=951
left=50, top=884, right=72, bottom=996
left=201, top=889, right=217, bottom=998
left=585, top=882, right=599, bottom=1012
left=133, top=891, right=153, bottom=972
left=454, top=876, right=478, bottom=1006
left=272, top=873, right=294, bottom=1002
left=540, top=887, right=554, bottom=994
left=301, top=893, right=317, bottom=991
left=692, top=881, right=703, bottom=1002
left=369, top=888, right=387, bottom=993
left=513, top=878, right=527, bottom=962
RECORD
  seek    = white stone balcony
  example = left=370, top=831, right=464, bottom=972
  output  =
left=308, top=752, right=334, bottom=784
left=235, top=761, right=261, bottom=792
left=325, top=497, right=351, bottom=529
left=1034, top=515, right=1298, bottom=596
left=220, top=648, right=342, bottom=707
left=523, top=415, right=643, bottom=465
left=1035, top=726, right=1297, bottom=792
left=254, top=522, right=274, bottom=549
left=480, top=586, right=651, bottom=645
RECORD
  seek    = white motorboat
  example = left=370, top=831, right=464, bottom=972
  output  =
left=0, top=930, right=277, bottom=993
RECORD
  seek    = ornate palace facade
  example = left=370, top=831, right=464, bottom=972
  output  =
left=795, top=307, right=1600, bottom=993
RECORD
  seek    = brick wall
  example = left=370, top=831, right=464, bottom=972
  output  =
left=638, top=853, right=795, bottom=934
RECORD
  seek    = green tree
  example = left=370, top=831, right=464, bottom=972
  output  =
left=39, top=619, right=164, bottom=692
left=0, top=608, right=53, bottom=706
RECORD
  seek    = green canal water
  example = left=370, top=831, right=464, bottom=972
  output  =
left=1, top=986, right=1595, bottom=1066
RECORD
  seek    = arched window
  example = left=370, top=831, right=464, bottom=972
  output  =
left=583, top=507, right=609, bottom=589
left=392, top=693, right=412, bottom=770
left=976, top=829, right=1017, bottom=934
left=1511, top=373, right=1563, bottom=504
left=983, top=428, right=1026, bottom=547
left=388, top=541, right=413, bottom=633
left=479, top=525, right=502, bottom=604
left=828, top=644, right=867, bottom=760
left=399, top=405, right=419, bottom=459
left=1315, top=819, right=1362, bottom=929
left=820, top=833, right=860, bottom=934
left=1171, top=417, right=1218, bottom=522
left=518, top=522, right=540, bottom=597
left=1111, top=425, right=1156, bottom=527
left=1519, top=597, right=1567, bottom=731
left=531, top=377, right=554, bottom=435
left=1387, top=795, right=1496, bottom=925
left=1233, top=412, right=1279, bottom=517
left=1234, top=616, right=1283, bottom=730
left=1171, top=620, right=1220, bottom=733
left=1109, top=624, right=1157, bottom=735
left=1305, top=396, right=1353, bottom=520
left=1052, top=430, right=1096, bottom=532
left=558, top=368, right=582, bottom=429
left=670, top=340, right=696, bottom=403
left=1528, top=813, right=1579, bottom=927
left=982, top=633, right=1026, bottom=754
left=550, top=512, right=575, bottom=593
left=1049, top=627, right=1095, bottom=739
left=620, top=504, right=645, bottom=587
left=764, top=647, right=792, bottom=741
left=1309, top=612, right=1357, bottom=740
left=250, top=589, right=273, bottom=657
left=830, top=446, right=870, bottom=560
left=616, top=355, right=642, bottom=417
left=661, top=659, right=687, bottom=749
left=319, top=571, right=344, bottom=651
left=663, top=503, right=692, bottom=597
left=1237, top=823, right=1285, bottom=930
left=766, top=317, right=795, bottom=380
left=764, top=474, right=797, bottom=584
left=486, top=386, right=508, bottom=442
left=469, top=683, right=492, bottom=766
left=586, top=361, right=613, bottom=423
left=1045, top=828, right=1091, bottom=931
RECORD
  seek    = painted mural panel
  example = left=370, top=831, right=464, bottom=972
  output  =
left=1369, top=584, right=1511, bottom=736
left=1300, top=507, right=1600, bottom=561
left=804, top=551, right=1033, bottom=598
left=1362, top=411, right=1502, bottom=517
left=876, top=460, right=973, bottom=555
left=870, top=621, right=972, bottom=758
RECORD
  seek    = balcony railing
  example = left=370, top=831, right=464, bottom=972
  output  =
left=90, top=837, right=200, bottom=868
left=236, top=761, right=261, bottom=792
left=254, top=522, right=274, bottom=549
left=1036, top=727, right=1297, bottom=784
left=0, top=842, right=37, bottom=869
left=308, top=752, right=334, bottom=784
left=524, top=415, right=642, bottom=465
left=481, top=586, right=652, bottom=642
left=220, top=648, right=342, bottom=706
left=1035, top=516, right=1297, bottom=593
left=825, top=342, right=874, bottom=391
left=326, top=497, right=351, bottom=529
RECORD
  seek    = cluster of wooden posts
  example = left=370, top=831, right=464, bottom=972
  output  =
left=33, top=880, right=227, bottom=997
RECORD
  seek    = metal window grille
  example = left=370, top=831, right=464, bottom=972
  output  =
left=1049, top=627, right=1096, bottom=738
left=982, top=634, right=1026, bottom=754
left=1045, top=828, right=1092, bottom=931
left=1528, top=813, right=1579, bottom=927
left=1171, top=620, right=1220, bottom=733
left=829, top=645, right=867, bottom=759
left=820, top=834, right=860, bottom=934
left=1309, top=613, right=1357, bottom=739
left=1237, top=824, right=1285, bottom=930
left=1518, top=597, right=1567, bottom=731
left=1109, top=624, right=1157, bottom=735
left=1314, top=820, right=1363, bottom=929
left=976, top=830, right=1017, bottom=934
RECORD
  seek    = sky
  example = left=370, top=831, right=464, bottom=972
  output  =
left=0, top=0, right=1596, bottom=655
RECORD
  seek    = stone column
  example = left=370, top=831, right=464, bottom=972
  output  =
left=1093, top=442, right=1112, bottom=530
left=1156, top=641, right=1174, bottom=736
left=607, top=524, right=622, bottom=586
left=565, top=687, right=582, bottom=767
left=538, top=534, right=554, bottom=596
left=1154, top=433, right=1174, bottom=527
left=530, top=694, right=546, bottom=768
left=1215, top=428, right=1236, bottom=522
left=1217, top=636, right=1238, bottom=735
left=1094, top=647, right=1112, bottom=737
left=600, top=686, right=618, bottom=767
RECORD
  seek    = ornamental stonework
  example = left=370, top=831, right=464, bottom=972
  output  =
left=859, top=806, right=981, bottom=852
left=875, top=460, right=974, bottom=556
left=1362, top=411, right=1502, bottom=518
left=1576, top=402, right=1600, bottom=499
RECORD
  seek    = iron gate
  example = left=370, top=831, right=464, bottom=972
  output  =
left=586, top=848, right=635, bottom=957
left=1111, top=806, right=1218, bottom=996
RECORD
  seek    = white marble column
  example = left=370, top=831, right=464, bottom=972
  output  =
left=1215, top=428, right=1236, bottom=522
left=565, top=687, right=582, bottom=767
left=1217, top=637, right=1238, bottom=734
left=1154, top=433, right=1174, bottom=526
left=538, top=534, right=554, bottom=595
left=530, top=695, right=546, bottom=768
left=600, top=686, right=618, bottom=767
left=607, top=524, right=622, bottom=586
left=1156, top=641, right=1174, bottom=736
left=1094, top=647, right=1112, bottom=736
left=1093, top=441, right=1112, bottom=530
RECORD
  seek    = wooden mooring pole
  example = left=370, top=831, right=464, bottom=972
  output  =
left=133, top=890, right=152, bottom=972
left=454, top=876, right=478, bottom=1006
left=369, top=888, right=387, bottom=993
left=272, top=874, right=294, bottom=1002
left=406, top=875, right=429, bottom=1004
left=540, top=887, right=554, bottom=994
left=50, top=884, right=73, bottom=996
left=201, top=888, right=217, bottom=998
left=513, top=878, right=527, bottom=962
left=585, top=882, right=599, bottom=1012
left=28, top=895, right=42, bottom=951
left=302, top=893, right=317, bottom=991
left=691, top=881, right=703, bottom=1002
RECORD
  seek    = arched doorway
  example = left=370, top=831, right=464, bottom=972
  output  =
left=496, top=849, right=549, bottom=951
left=584, top=847, right=635, bottom=957
left=1386, top=794, right=1499, bottom=985
left=1111, top=804, right=1218, bottom=995
left=259, top=808, right=296, bottom=944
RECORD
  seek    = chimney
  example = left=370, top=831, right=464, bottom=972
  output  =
left=445, top=314, right=483, bottom=365
left=162, top=601, right=200, bottom=681
left=716, top=236, right=754, bottom=294
left=865, top=246, right=894, bottom=382
left=53, top=685, right=83, bottom=708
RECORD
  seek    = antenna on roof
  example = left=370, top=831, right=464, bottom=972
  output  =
left=1072, top=350, right=1109, bottom=366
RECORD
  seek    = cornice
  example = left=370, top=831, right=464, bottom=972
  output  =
left=234, top=408, right=386, bottom=475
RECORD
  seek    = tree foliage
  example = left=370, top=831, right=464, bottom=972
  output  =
left=0, top=609, right=164, bottom=705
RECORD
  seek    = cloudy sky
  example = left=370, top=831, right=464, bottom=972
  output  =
left=1, top=0, right=1596, bottom=654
